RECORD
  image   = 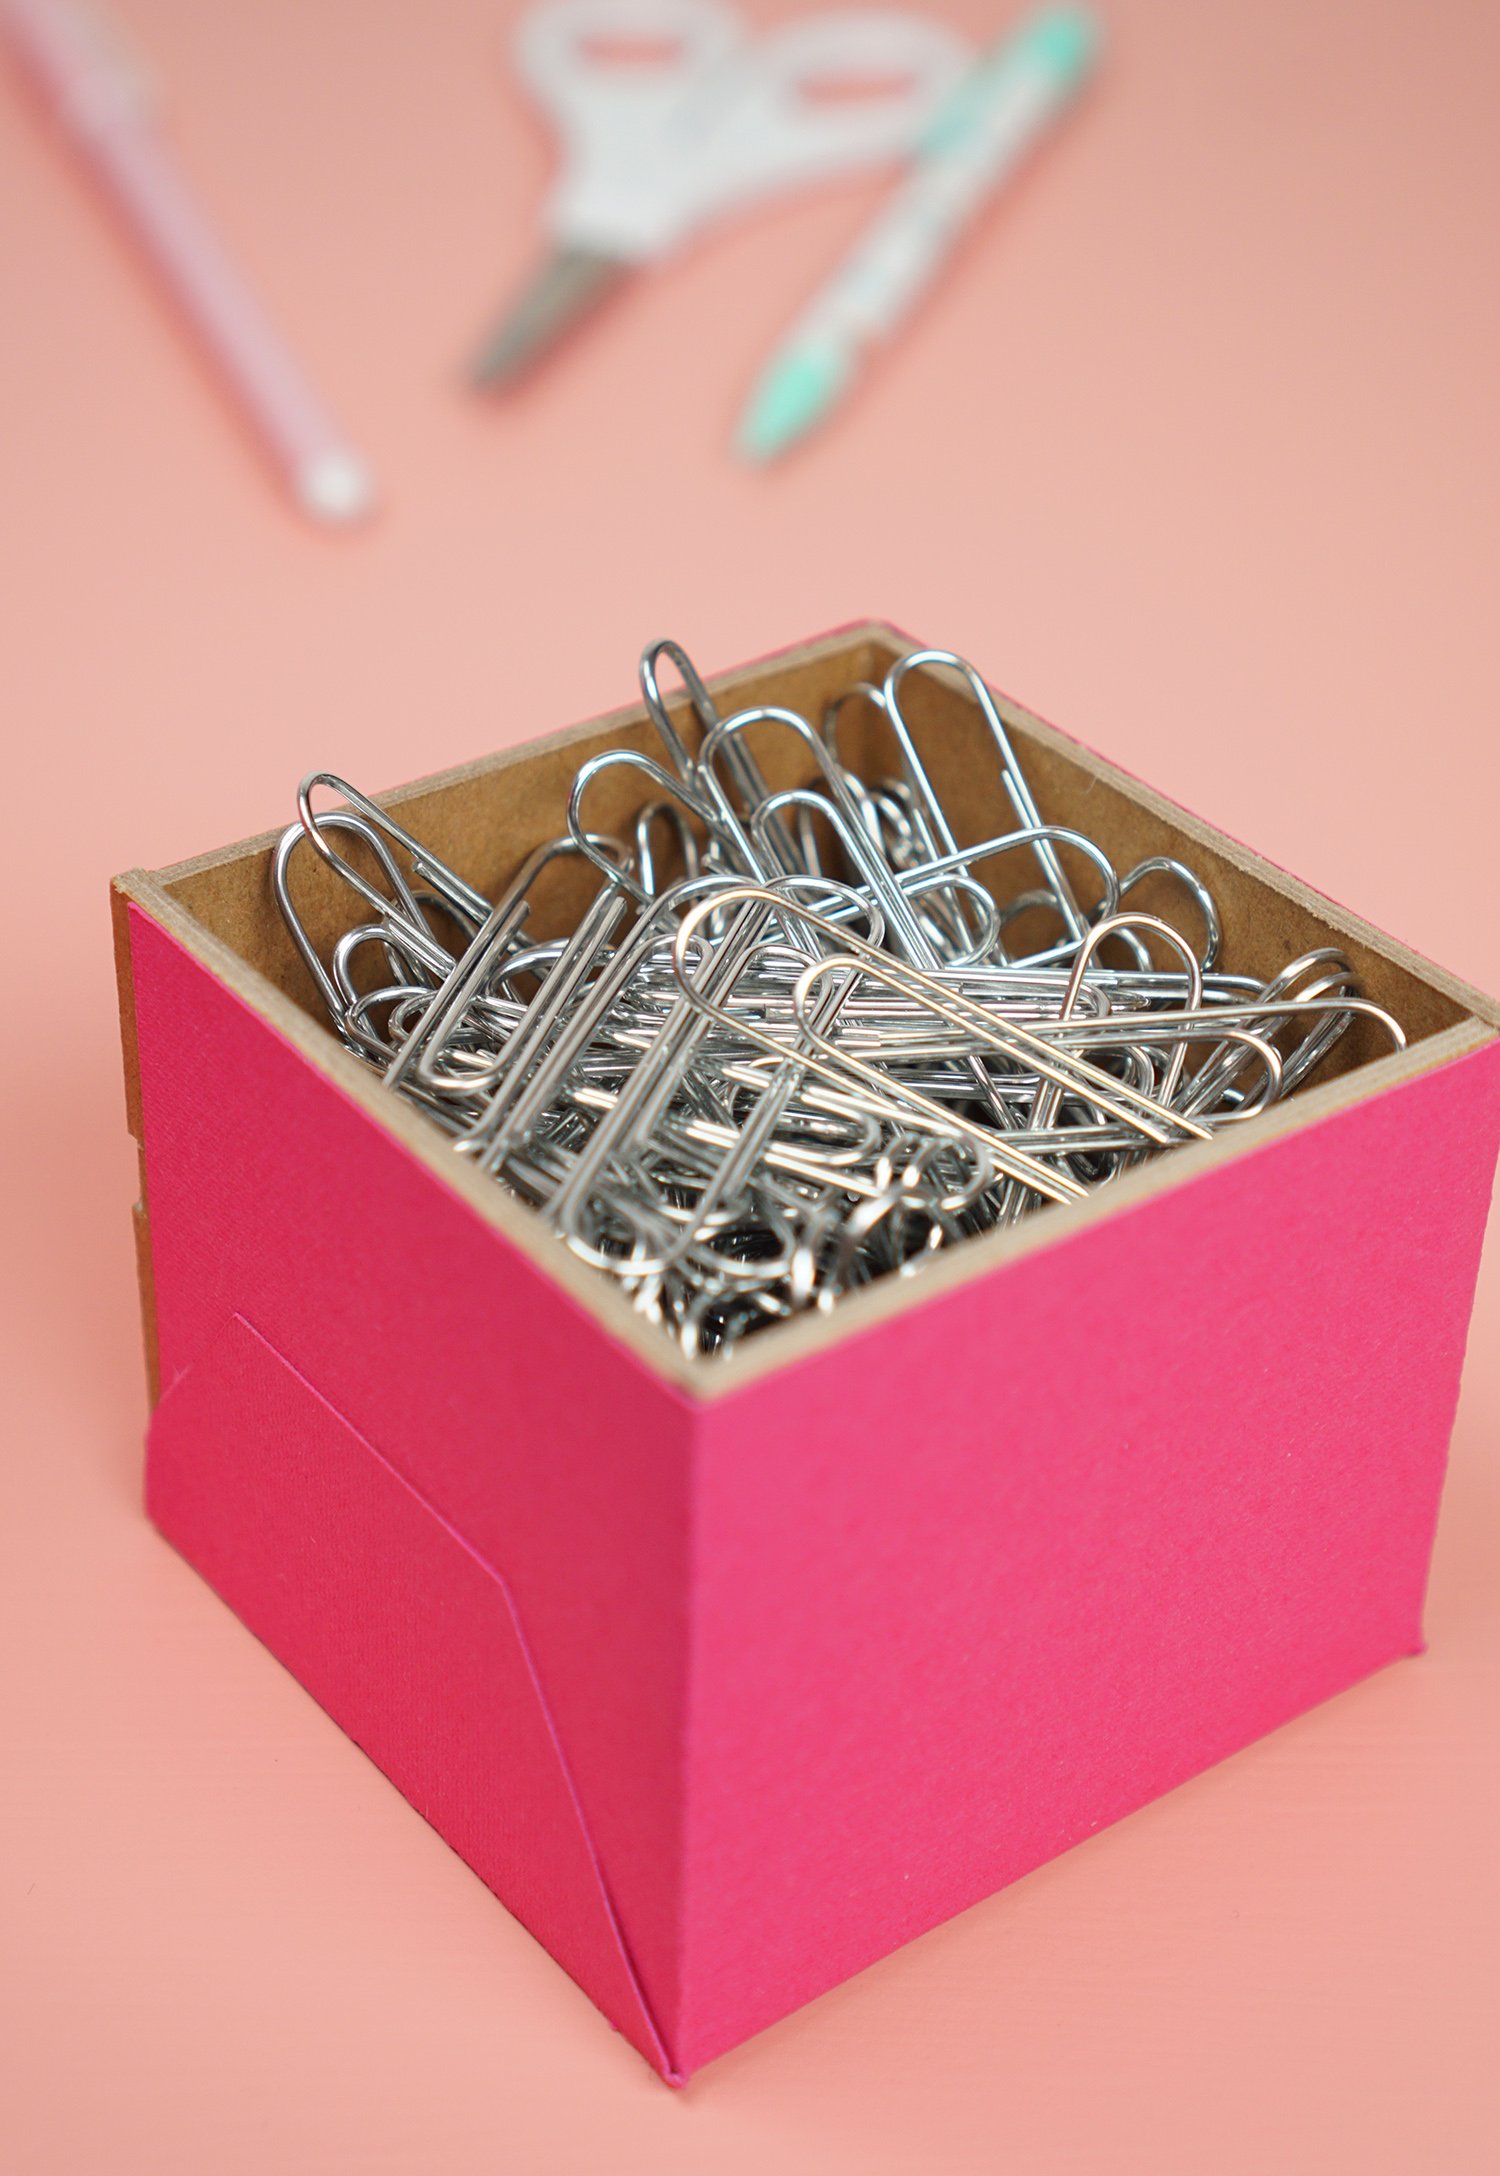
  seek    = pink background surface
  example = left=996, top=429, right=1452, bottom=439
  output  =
left=3, top=0, right=1498, bottom=2167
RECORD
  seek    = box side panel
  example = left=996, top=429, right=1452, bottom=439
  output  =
left=128, top=904, right=695, bottom=2061
left=148, top=1310, right=675, bottom=2077
left=680, top=1039, right=1500, bottom=2070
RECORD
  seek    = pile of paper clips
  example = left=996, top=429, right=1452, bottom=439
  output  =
left=274, top=642, right=1404, bottom=1358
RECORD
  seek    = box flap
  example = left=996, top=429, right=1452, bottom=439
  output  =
left=148, top=1310, right=681, bottom=2082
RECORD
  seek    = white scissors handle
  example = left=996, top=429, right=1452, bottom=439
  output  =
left=516, top=0, right=740, bottom=145
left=517, top=0, right=971, bottom=261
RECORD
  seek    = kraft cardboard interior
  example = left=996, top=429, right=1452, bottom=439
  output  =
left=113, top=623, right=1500, bottom=1392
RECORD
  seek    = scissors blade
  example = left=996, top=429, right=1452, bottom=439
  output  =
left=470, top=247, right=635, bottom=387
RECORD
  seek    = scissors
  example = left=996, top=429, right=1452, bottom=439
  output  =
left=471, top=0, right=971, bottom=385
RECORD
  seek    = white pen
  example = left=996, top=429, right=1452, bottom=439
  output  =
left=4, top=0, right=376, bottom=524
left=736, top=4, right=1101, bottom=464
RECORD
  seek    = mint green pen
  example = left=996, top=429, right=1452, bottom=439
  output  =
left=736, top=5, right=1101, bottom=464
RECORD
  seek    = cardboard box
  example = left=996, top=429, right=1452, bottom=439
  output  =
left=112, top=625, right=1500, bottom=2081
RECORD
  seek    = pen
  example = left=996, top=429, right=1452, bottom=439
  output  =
left=3, top=0, right=376, bottom=524
left=736, top=4, right=1100, bottom=465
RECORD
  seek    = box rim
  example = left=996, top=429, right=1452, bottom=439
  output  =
left=113, top=620, right=1500, bottom=1404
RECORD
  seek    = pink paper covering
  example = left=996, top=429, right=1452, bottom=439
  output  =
left=149, top=1310, right=674, bottom=2076
left=680, top=1041, right=1500, bottom=2062
left=131, top=906, right=698, bottom=2070
left=129, top=902, right=1500, bottom=2077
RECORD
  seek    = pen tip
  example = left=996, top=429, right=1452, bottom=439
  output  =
left=297, top=449, right=377, bottom=525
left=736, top=345, right=849, bottom=466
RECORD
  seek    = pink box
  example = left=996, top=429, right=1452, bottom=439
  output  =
left=112, top=626, right=1500, bottom=2081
